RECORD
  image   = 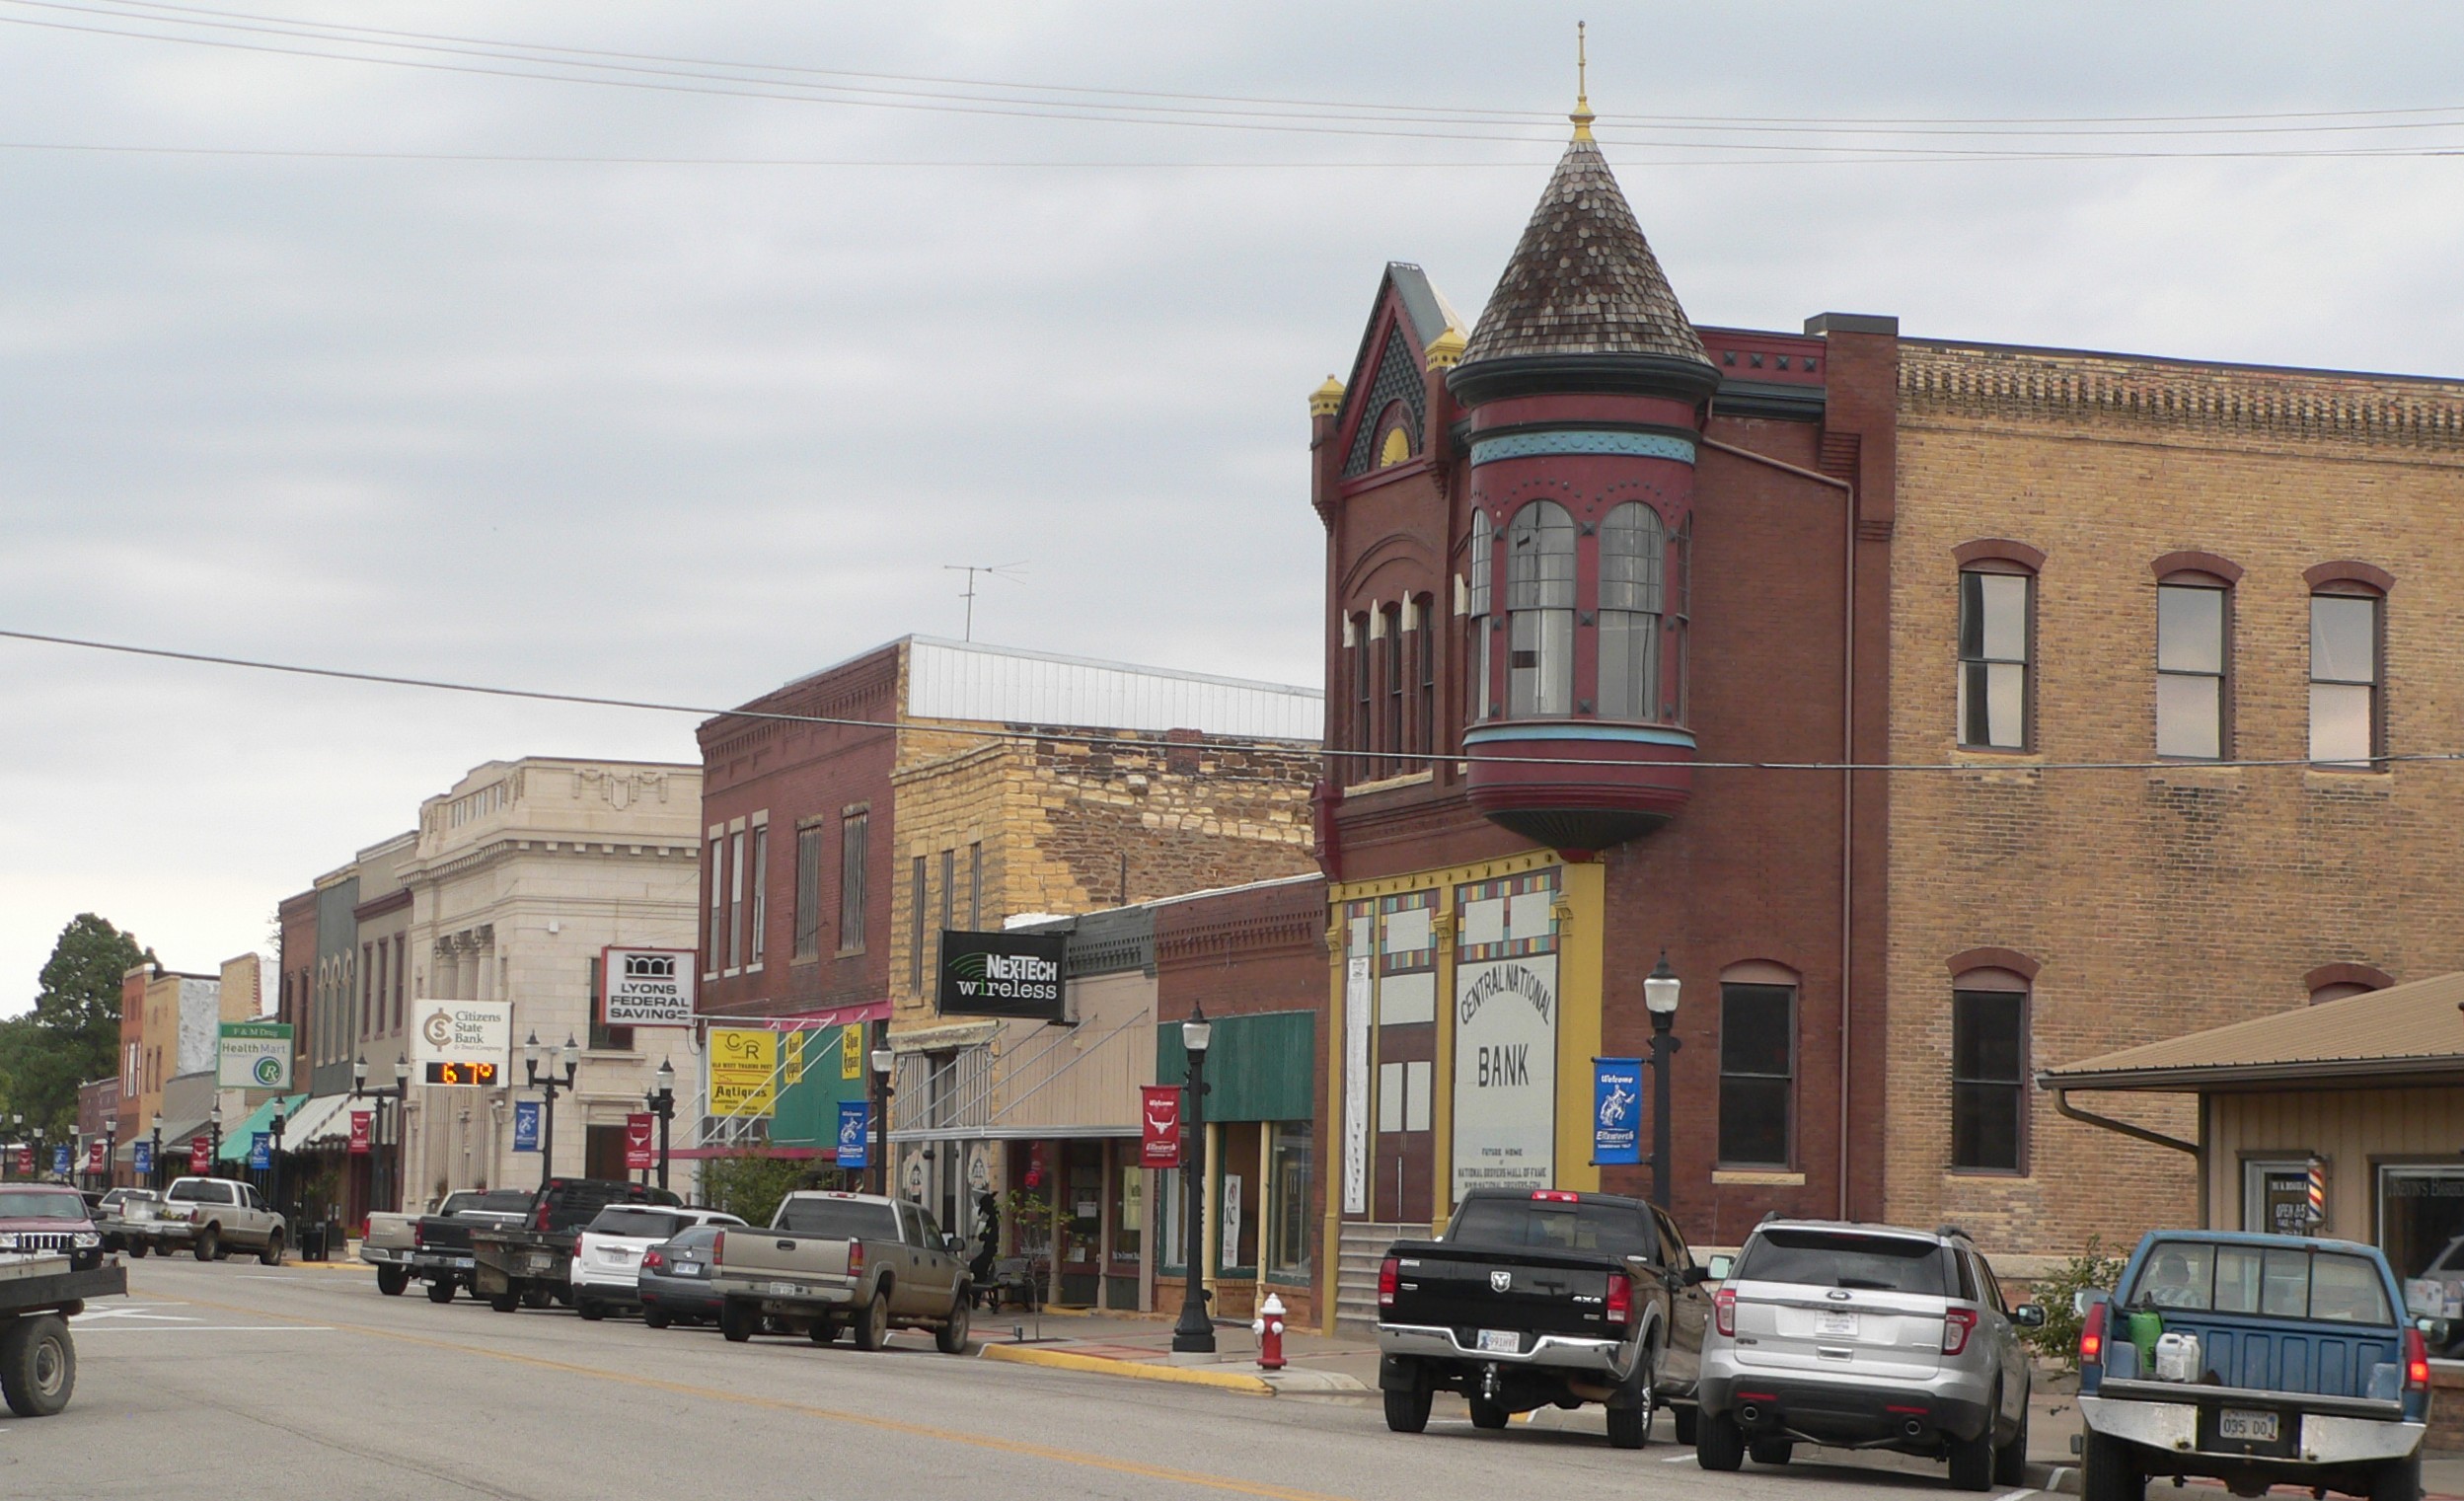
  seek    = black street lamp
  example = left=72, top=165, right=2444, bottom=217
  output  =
left=105, top=1126, right=117, bottom=1191
left=1170, top=1004, right=1216, bottom=1355
left=392, top=1058, right=411, bottom=1212
left=1644, top=951, right=1683, bottom=1210
left=351, top=1055, right=370, bottom=1215
left=868, top=1044, right=896, bottom=1197
left=70, top=1128, right=83, bottom=1190
left=207, top=1104, right=222, bottom=1177
left=31, top=1122, right=46, bottom=1182
left=7, top=1113, right=19, bottom=1180
left=646, top=1059, right=677, bottom=1194
left=149, top=1112, right=164, bottom=1191
left=524, top=1032, right=580, bottom=1187
left=268, top=1098, right=289, bottom=1226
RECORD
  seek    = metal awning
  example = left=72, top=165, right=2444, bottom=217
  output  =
left=278, top=1094, right=359, bottom=1151
left=216, top=1094, right=307, bottom=1163
left=2039, top=969, right=2464, bottom=1093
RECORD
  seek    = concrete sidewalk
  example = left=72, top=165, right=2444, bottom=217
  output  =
left=973, top=1308, right=1377, bottom=1395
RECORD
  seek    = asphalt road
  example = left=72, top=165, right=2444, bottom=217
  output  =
left=4, top=1258, right=2021, bottom=1501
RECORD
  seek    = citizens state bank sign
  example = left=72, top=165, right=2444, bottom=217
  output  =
left=936, top=930, right=1069, bottom=1023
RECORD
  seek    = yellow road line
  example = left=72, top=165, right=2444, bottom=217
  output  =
left=160, top=1291, right=1350, bottom=1500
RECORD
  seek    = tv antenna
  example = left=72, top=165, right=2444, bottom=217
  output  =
left=942, top=562, right=1027, bottom=642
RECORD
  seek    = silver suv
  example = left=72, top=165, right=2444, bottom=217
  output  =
left=1694, top=1219, right=2044, bottom=1490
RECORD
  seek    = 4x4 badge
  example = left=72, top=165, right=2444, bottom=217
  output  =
left=1490, top=1271, right=1513, bottom=1292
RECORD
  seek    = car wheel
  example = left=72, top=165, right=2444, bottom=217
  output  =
left=1994, top=1400, right=2030, bottom=1487
left=935, top=1295, right=971, bottom=1355
left=808, top=1316, right=839, bottom=1344
left=192, top=1226, right=219, bottom=1262
left=2370, top=1459, right=2424, bottom=1501
left=1750, top=1438, right=1794, bottom=1466
left=1467, top=1395, right=1510, bottom=1430
left=1673, top=1403, right=1700, bottom=1446
left=489, top=1288, right=520, bottom=1313
left=853, top=1289, right=891, bottom=1351
left=1696, top=1410, right=1746, bottom=1472
left=0, top=1313, right=74, bottom=1418
left=642, top=1307, right=672, bottom=1330
left=719, top=1299, right=757, bottom=1343
left=522, top=1286, right=554, bottom=1311
left=1382, top=1385, right=1432, bottom=1434
left=1948, top=1421, right=1996, bottom=1491
left=576, top=1299, right=605, bottom=1322
left=1606, top=1345, right=1654, bottom=1450
left=426, top=1278, right=456, bottom=1304
left=2080, top=1430, right=2145, bottom=1501
left=376, top=1265, right=410, bottom=1297
left=126, top=1240, right=149, bottom=1260
left=259, top=1233, right=283, bottom=1267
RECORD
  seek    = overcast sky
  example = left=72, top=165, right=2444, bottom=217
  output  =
left=5, top=2, right=2464, bottom=1008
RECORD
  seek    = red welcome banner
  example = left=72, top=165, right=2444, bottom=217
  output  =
left=86, top=1142, right=106, bottom=1174
left=12, top=1147, right=28, bottom=1175
left=189, top=1136, right=211, bottom=1173
left=348, top=1110, right=373, bottom=1156
left=624, top=1113, right=654, bottom=1171
left=1140, top=1086, right=1183, bottom=1169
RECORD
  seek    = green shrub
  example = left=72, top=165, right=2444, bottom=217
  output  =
left=2025, top=1235, right=2129, bottom=1371
left=701, top=1152, right=813, bottom=1227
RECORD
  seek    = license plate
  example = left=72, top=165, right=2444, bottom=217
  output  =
left=2218, top=1409, right=2278, bottom=1443
left=527, top=1254, right=554, bottom=1271
left=1476, top=1329, right=1520, bottom=1354
left=770, top=1281, right=800, bottom=1298
left=1816, top=1313, right=1860, bottom=1337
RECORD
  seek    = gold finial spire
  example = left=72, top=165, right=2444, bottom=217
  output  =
left=1570, top=21, right=1594, bottom=140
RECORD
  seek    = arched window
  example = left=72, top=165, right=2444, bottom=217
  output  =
left=2156, top=567, right=2234, bottom=760
left=1598, top=503, right=1664, bottom=721
left=1505, top=500, right=1576, bottom=717
left=2305, top=962, right=2393, bottom=1006
left=2307, top=566, right=2388, bottom=769
left=1381, top=603, right=1403, bottom=777
left=1465, top=528, right=1494, bottom=721
left=1949, top=965, right=2030, bottom=1173
left=1956, top=546, right=2039, bottom=751
left=1348, top=613, right=1371, bottom=775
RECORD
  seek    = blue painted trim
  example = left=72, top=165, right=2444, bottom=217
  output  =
left=1463, top=722, right=1697, bottom=748
left=1468, top=430, right=1696, bottom=467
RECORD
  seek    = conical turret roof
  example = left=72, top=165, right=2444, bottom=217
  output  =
left=1459, top=135, right=1711, bottom=370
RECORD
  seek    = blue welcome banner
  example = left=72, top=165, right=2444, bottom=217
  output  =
left=1593, top=1057, right=1643, bottom=1165
left=836, top=1101, right=871, bottom=1170
left=512, top=1099, right=542, bottom=1153
left=248, top=1132, right=271, bottom=1170
left=133, top=1141, right=154, bottom=1176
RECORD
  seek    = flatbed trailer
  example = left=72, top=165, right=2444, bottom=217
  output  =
left=0, top=1253, right=125, bottom=1416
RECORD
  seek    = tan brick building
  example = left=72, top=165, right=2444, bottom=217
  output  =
left=1885, top=338, right=2464, bottom=1251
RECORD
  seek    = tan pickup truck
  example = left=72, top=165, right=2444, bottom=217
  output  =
left=706, top=1191, right=972, bottom=1353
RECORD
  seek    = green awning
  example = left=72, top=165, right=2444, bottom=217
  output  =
left=216, top=1093, right=307, bottom=1163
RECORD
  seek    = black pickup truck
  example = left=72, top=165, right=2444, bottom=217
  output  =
left=408, top=1189, right=533, bottom=1303
left=469, top=1178, right=681, bottom=1314
left=1378, top=1188, right=1714, bottom=1449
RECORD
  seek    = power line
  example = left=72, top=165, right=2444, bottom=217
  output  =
left=3, top=625, right=2457, bottom=778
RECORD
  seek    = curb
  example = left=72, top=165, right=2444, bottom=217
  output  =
left=2031, top=1463, right=2078, bottom=1494
left=977, top=1342, right=1274, bottom=1395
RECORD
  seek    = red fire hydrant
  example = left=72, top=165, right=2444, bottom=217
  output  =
left=1253, top=1292, right=1287, bottom=1371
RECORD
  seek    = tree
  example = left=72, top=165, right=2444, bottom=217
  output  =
left=0, top=915, right=148, bottom=1134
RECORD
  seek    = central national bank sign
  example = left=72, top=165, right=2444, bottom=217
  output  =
left=937, top=930, right=1069, bottom=1023
left=602, top=946, right=696, bottom=1027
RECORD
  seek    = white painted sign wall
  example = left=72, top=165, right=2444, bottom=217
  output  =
left=1451, top=954, right=1558, bottom=1201
left=1342, top=955, right=1372, bottom=1215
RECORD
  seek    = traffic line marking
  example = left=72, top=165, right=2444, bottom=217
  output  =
left=73, top=1324, right=335, bottom=1333
left=1661, top=1453, right=1694, bottom=1463
left=1992, top=1489, right=2039, bottom=1501
left=161, top=1292, right=1354, bottom=1501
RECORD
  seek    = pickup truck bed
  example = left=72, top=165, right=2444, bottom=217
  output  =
left=706, top=1191, right=972, bottom=1354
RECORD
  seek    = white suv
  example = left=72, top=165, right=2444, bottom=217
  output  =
left=570, top=1205, right=742, bottom=1320
left=1694, top=1220, right=2044, bottom=1490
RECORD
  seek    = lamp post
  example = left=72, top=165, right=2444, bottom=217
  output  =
left=104, top=1125, right=117, bottom=1191
left=1643, top=950, right=1682, bottom=1210
left=7, top=1113, right=18, bottom=1180
left=646, top=1058, right=676, bottom=1194
left=524, top=1033, right=580, bottom=1187
left=393, top=1058, right=411, bottom=1212
left=150, top=1112, right=164, bottom=1192
left=31, top=1123, right=45, bottom=1182
left=70, top=1128, right=83, bottom=1191
left=868, top=1045, right=896, bottom=1197
left=207, top=1104, right=222, bottom=1177
left=1169, top=1004, right=1216, bottom=1355
left=268, top=1097, right=288, bottom=1222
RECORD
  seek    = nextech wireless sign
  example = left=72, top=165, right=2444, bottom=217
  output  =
left=935, top=930, right=1069, bottom=1022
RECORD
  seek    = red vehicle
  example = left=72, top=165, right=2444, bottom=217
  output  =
left=0, top=1186, right=105, bottom=1272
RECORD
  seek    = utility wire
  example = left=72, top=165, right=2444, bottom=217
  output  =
left=2, top=626, right=2455, bottom=778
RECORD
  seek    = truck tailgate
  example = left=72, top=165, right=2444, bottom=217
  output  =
left=1384, top=1239, right=1627, bottom=1338
left=715, top=1230, right=854, bottom=1283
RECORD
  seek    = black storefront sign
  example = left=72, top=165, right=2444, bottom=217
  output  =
left=936, top=930, right=1069, bottom=1022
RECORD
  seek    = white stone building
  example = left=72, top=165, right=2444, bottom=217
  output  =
left=397, top=757, right=703, bottom=1199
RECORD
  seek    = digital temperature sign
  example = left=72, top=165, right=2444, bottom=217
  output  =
left=424, top=1060, right=501, bottom=1087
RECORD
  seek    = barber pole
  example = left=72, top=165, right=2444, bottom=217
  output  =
left=2306, top=1158, right=2326, bottom=1232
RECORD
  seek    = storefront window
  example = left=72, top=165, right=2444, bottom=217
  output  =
left=1219, top=1128, right=1261, bottom=1274
left=2379, top=1165, right=2464, bottom=1288
left=1113, top=1164, right=1142, bottom=1260
left=1268, top=1121, right=1313, bottom=1281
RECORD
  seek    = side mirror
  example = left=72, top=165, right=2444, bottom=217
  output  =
left=2012, top=1303, right=2048, bottom=1329
left=1681, top=1265, right=1713, bottom=1286
left=942, top=1232, right=960, bottom=1251
left=1704, top=1253, right=1735, bottom=1282
left=2073, top=1288, right=2112, bottom=1317
left=2419, top=1316, right=2452, bottom=1348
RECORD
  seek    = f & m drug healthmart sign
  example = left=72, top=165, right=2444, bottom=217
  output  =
left=602, top=946, right=695, bottom=1027
left=936, top=930, right=1068, bottom=1022
left=217, top=1021, right=294, bottom=1089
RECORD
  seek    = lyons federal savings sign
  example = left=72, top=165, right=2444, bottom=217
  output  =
left=1452, top=955, right=1557, bottom=1200
left=936, top=930, right=1068, bottom=1022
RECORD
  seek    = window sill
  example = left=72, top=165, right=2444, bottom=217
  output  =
left=1945, top=1166, right=2032, bottom=1179
left=1712, top=1168, right=1804, bottom=1186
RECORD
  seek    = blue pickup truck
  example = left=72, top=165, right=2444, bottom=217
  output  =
left=2077, top=1231, right=2431, bottom=1501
